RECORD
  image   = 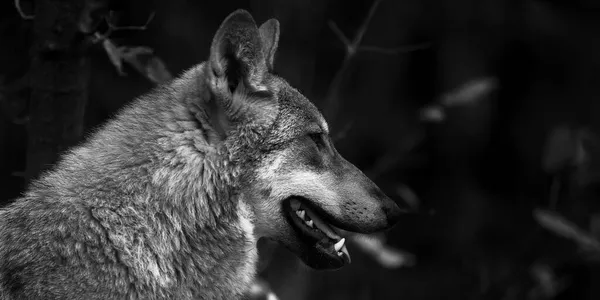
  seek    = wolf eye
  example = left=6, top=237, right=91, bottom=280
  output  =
left=308, top=133, right=326, bottom=150
left=249, top=90, right=274, bottom=98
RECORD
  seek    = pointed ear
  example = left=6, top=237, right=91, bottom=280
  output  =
left=209, top=9, right=268, bottom=93
left=259, top=19, right=280, bottom=71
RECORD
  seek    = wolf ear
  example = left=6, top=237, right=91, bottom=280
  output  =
left=209, top=9, right=268, bottom=93
left=259, top=19, right=280, bottom=71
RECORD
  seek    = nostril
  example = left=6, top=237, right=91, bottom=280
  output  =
left=382, top=201, right=404, bottom=226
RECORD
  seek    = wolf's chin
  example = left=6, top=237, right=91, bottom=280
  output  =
left=280, top=197, right=351, bottom=270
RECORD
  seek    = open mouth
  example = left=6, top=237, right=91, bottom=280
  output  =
left=283, top=197, right=351, bottom=267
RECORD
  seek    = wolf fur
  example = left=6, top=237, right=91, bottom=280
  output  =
left=0, top=9, right=402, bottom=300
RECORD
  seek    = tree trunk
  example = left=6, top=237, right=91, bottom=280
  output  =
left=25, top=0, right=89, bottom=182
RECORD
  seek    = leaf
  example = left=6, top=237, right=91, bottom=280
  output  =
left=419, top=104, right=445, bottom=122
left=420, top=77, right=497, bottom=123
left=102, top=38, right=126, bottom=76
left=542, top=126, right=593, bottom=173
left=247, top=278, right=279, bottom=300
left=542, top=126, right=577, bottom=173
left=120, top=46, right=173, bottom=84
left=542, top=126, right=600, bottom=185
left=351, top=234, right=416, bottom=268
left=144, top=56, right=173, bottom=84
left=534, top=209, right=600, bottom=256
left=440, top=77, right=498, bottom=107
left=101, top=41, right=173, bottom=84
left=395, top=184, right=420, bottom=211
left=529, top=263, right=569, bottom=299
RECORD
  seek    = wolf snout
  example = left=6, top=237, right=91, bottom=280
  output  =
left=321, top=157, right=407, bottom=233
left=365, top=185, right=401, bottom=219
left=327, top=179, right=404, bottom=233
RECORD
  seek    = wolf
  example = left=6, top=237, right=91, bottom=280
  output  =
left=0, top=9, right=404, bottom=300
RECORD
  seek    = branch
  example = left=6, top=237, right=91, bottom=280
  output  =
left=78, top=0, right=110, bottom=34
left=324, top=0, right=427, bottom=130
left=323, top=0, right=382, bottom=126
left=349, top=0, right=382, bottom=55
left=14, top=0, right=34, bottom=20
left=358, top=43, right=431, bottom=55
left=106, top=11, right=155, bottom=32
left=328, top=21, right=351, bottom=49
left=92, top=11, right=156, bottom=43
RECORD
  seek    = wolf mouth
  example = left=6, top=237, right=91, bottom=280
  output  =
left=283, top=197, right=351, bottom=266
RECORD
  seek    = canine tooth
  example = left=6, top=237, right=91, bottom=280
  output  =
left=341, top=244, right=351, bottom=263
left=306, top=220, right=313, bottom=227
left=296, top=210, right=306, bottom=220
left=334, top=238, right=345, bottom=252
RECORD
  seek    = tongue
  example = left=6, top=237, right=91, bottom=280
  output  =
left=302, top=204, right=341, bottom=241
left=289, top=198, right=342, bottom=240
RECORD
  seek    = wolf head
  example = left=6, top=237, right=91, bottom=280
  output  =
left=202, top=10, right=404, bottom=270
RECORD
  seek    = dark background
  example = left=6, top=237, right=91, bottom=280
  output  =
left=1, top=0, right=600, bottom=299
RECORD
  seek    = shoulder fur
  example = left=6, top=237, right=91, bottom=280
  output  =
left=0, top=63, right=259, bottom=299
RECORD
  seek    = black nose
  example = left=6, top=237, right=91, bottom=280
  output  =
left=382, top=199, right=406, bottom=226
left=368, top=185, right=407, bottom=227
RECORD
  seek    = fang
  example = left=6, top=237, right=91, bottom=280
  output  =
left=334, top=238, right=345, bottom=252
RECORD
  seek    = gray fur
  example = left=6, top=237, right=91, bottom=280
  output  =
left=0, top=10, right=274, bottom=300
left=0, top=9, right=402, bottom=300
left=258, top=19, right=280, bottom=71
left=0, top=65, right=257, bottom=299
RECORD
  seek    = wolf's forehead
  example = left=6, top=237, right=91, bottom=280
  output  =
left=280, top=103, right=328, bottom=133
left=274, top=84, right=329, bottom=135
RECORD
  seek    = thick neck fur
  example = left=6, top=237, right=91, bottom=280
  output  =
left=11, top=65, right=258, bottom=299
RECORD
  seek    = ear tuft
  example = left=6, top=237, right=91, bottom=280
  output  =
left=259, top=19, right=280, bottom=71
left=209, top=9, right=257, bottom=76
left=209, top=9, right=267, bottom=92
